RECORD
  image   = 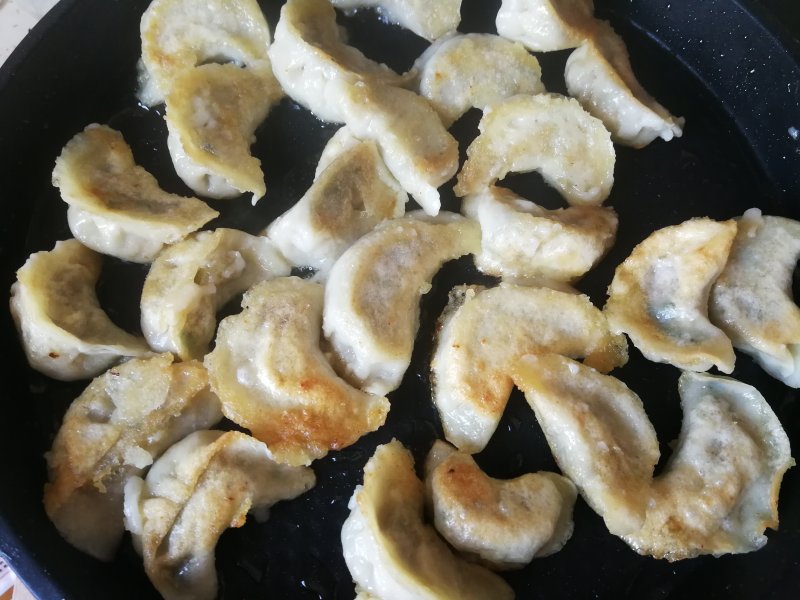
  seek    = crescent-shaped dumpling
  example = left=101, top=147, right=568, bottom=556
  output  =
left=205, top=277, right=390, bottom=466
left=44, top=353, right=222, bottom=560
left=710, top=210, right=800, bottom=387
left=335, top=80, right=460, bottom=215
left=565, top=22, right=684, bottom=148
left=512, top=354, right=659, bottom=538
left=454, top=94, right=615, bottom=206
left=266, top=129, right=406, bottom=275
left=331, top=0, right=461, bottom=42
left=52, top=125, right=218, bottom=263
left=424, top=440, right=577, bottom=570
left=341, top=440, right=514, bottom=600
left=9, top=239, right=150, bottom=381
left=414, top=33, right=545, bottom=126
left=462, top=186, right=617, bottom=283
left=432, top=284, right=628, bottom=454
left=496, top=0, right=594, bottom=52
left=269, top=0, right=407, bottom=123
left=604, top=217, right=737, bottom=373
left=138, top=0, right=272, bottom=106
left=165, top=63, right=283, bottom=203
left=124, top=430, right=315, bottom=600
left=323, top=212, right=481, bottom=395
left=140, top=228, right=291, bottom=361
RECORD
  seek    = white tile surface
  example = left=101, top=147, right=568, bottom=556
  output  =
left=0, top=0, right=60, bottom=67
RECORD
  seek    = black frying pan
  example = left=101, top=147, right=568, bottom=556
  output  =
left=1, top=1, right=800, bottom=598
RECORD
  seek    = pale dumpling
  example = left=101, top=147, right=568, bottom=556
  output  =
left=269, top=0, right=407, bottom=123
left=205, top=277, right=390, bottom=466
left=432, top=284, right=627, bottom=454
left=9, top=239, right=150, bottom=381
left=266, top=129, right=406, bottom=276
left=140, top=228, right=291, bottom=360
left=454, top=94, right=615, bottom=206
left=331, top=0, right=462, bottom=41
left=425, top=440, right=577, bottom=570
left=165, top=62, right=283, bottom=203
left=124, top=430, right=315, bottom=600
left=462, top=186, right=617, bottom=283
left=44, top=353, right=222, bottom=560
left=565, top=21, right=684, bottom=148
left=512, top=354, right=659, bottom=538
left=604, top=217, right=737, bottom=373
left=341, top=440, right=514, bottom=600
left=496, top=0, right=594, bottom=52
left=710, top=210, right=800, bottom=387
left=323, top=212, right=480, bottom=396
left=138, top=0, right=272, bottom=106
left=414, top=33, right=545, bottom=126
left=52, top=124, right=218, bottom=263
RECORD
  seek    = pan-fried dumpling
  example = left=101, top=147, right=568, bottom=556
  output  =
left=141, top=228, right=291, bottom=360
left=512, top=354, right=659, bottom=538
left=433, top=284, right=627, bottom=453
left=9, top=240, right=150, bottom=381
left=414, top=33, right=545, bottom=126
left=269, top=0, right=407, bottom=123
left=266, top=131, right=406, bottom=275
left=44, top=354, right=222, bottom=560
left=710, top=210, right=800, bottom=387
left=331, top=0, right=461, bottom=42
left=424, top=440, right=577, bottom=569
left=565, top=22, right=684, bottom=148
left=605, top=217, right=737, bottom=373
left=462, top=186, right=617, bottom=283
left=138, top=0, right=272, bottom=106
left=341, top=440, right=514, bottom=599
left=335, top=80, right=459, bottom=215
left=165, top=63, right=283, bottom=203
left=124, top=430, right=315, bottom=600
left=205, top=277, right=390, bottom=466
left=627, top=371, right=794, bottom=560
left=454, top=94, right=615, bottom=206
left=324, top=212, right=480, bottom=395
left=53, top=125, right=218, bottom=263
left=496, top=0, right=594, bottom=52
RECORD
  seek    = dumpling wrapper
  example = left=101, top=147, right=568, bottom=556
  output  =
left=44, top=353, right=222, bottom=560
left=138, top=0, right=272, bottom=106
left=269, top=0, right=407, bottom=123
left=324, top=212, right=481, bottom=396
left=604, top=217, right=737, bottom=373
left=341, top=440, right=514, bottom=599
left=9, top=239, right=150, bottom=381
left=205, top=277, right=390, bottom=466
left=124, top=430, right=315, bottom=600
left=165, top=62, right=283, bottom=203
left=454, top=94, right=615, bottom=206
left=432, top=284, right=628, bottom=454
left=462, top=186, right=617, bottom=283
left=331, top=0, right=462, bottom=42
left=414, top=33, right=545, bottom=126
left=710, top=210, right=800, bottom=387
left=512, top=354, right=659, bottom=538
left=53, top=124, right=218, bottom=263
left=565, top=21, right=684, bottom=148
left=335, top=80, right=460, bottom=215
left=425, top=440, right=577, bottom=570
left=266, top=128, right=406, bottom=276
left=625, top=371, right=793, bottom=560
left=141, top=228, right=291, bottom=360
left=496, top=0, right=594, bottom=52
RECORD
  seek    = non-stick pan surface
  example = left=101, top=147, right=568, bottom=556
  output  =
left=1, top=1, right=799, bottom=598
